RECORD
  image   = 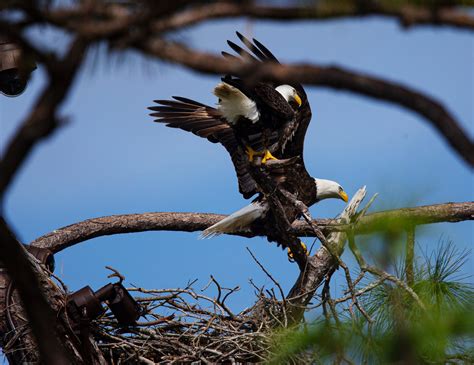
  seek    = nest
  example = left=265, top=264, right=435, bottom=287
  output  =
left=93, top=281, right=290, bottom=364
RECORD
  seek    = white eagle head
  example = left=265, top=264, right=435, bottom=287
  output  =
left=314, top=178, right=348, bottom=202
left=275, top=85, right=302, bottom=108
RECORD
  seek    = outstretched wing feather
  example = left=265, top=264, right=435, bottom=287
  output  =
left=149, top=98, right=258, bottom=198
left=235, top=32, right=268, bottom=61
left=227, top=40, right=259, bottom=62
left=229, top=32, right=313, bottom=157
left=252, top=37, right=280, bottom=63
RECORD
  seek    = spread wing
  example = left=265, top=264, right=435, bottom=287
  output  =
left=149, top=97, right=258, bottom=199
left=224, top=32, right=312, bottom=158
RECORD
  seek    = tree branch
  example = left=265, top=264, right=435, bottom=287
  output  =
left=28, top=1, right=474, bottom=35
left=0, top=218, right=74, bottom=364
left=4, top=4, right=473, bottom=167
left=30, top=201, right=473, bottom=253
left=405, top=226, right=415, bottom=286
left=0, top=36, right=90, bottom=363
left=0, top=37, right=88, bottom=203
left=136, top=39, right=474, bottom=167
left=150, top=2, right=474, bottom=33
left=286, top=187, right=368, bottom=323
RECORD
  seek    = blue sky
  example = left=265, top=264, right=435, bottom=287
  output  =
left=1, top=17, right=473, bottom=314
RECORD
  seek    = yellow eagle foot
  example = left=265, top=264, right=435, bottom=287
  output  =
left=262, top=149, right=278, bottom=164
left=245, top=145, right=258, bottom=162
left=287, top=241, right=308, bottom=262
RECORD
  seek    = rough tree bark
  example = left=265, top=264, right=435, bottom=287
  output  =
left=29, top=202, right=474, bottom=253
left=0, top=220, right=106, bottom=364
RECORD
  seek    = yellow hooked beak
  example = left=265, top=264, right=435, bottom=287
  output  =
left=339, top=190, right=349, bottom=203
left=294, top=93, right=302, bottom=108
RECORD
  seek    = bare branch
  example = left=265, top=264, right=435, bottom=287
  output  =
left=150, top=2, right=474, bottom=33
left=32, top=2, right=474, bottom=35
left=286, top=187, right=367, bottom=323
left=29, top=202, right=474, bottom=253
left=136, top=39, right=474, bottom=167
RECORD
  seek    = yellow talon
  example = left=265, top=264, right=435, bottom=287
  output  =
left=245, top=146, right=278, bottom=163
left=245, top=146, right=258, bottom=162
left=261, top=149, right=278, bottom=164
left=287, top=241, right=308, bottom=262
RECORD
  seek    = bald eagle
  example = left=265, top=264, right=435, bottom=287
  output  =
left=217, top=32, right=308, bottom=163
left=149, top=32, right=311, bottom=199
left=149, top=32, right=348, bottom=255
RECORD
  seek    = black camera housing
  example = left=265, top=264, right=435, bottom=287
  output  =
left=0, top=37, right=36, bottom=97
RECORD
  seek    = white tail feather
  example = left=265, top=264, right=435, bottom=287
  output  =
left=213, top=82, right=260, bottom=124
left=200, top=202, right=267, bottom=239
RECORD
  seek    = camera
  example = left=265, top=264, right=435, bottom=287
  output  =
left=0, top=37, right=36, bottom=97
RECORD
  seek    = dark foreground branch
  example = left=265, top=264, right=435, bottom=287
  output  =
left=0, top=37, right=88, bottom=203
left=0, top=218, right=73, bottom=364
left=137, top=39, right=474, bottom=167
left=151, top=2, right=474, bottom=33
left=30, top=202, right=473, bottom=253
left=26, top=1, right=474, bottom=35
left=0, top=37, right=91, bottom=364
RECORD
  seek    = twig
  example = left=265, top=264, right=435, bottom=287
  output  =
left=246, top=248, right=286, bottom=304
left=347, top=234, right=426, bottom=310
left=106, top=266, right=125, bottom=283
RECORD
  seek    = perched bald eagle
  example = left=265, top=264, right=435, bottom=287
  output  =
left=201, top=166, right=347, bottom=239
left=149, top=32, right=348, bottom=255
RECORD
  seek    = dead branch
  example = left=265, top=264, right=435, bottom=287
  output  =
left=29, top=201, right=474, bottom=253
left=286, top=187, right=367, bottom=323
left=95, top=280, right=276, bottom=363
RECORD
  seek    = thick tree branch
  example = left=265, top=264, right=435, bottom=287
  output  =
left=136, top=39, right=474, bottom=167
left=4, top=5, right=473, bottom=168
left=286, top=187, right=368, bottom=323
left=23, top=1, right=474, bottom=34
left=30, top=202, right=473, bottom=253
left=38, top=1, right=193, bottom=40
left=0, top=37, right=90, bottom=363
left=0, top=218, right=74, bottom=364
left=151, top=2, right=474, bottom=33
left=296, top=201, right=474, bottom=236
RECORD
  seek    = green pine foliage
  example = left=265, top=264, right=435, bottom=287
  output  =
left=268, top=241, right=474, bottom=364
